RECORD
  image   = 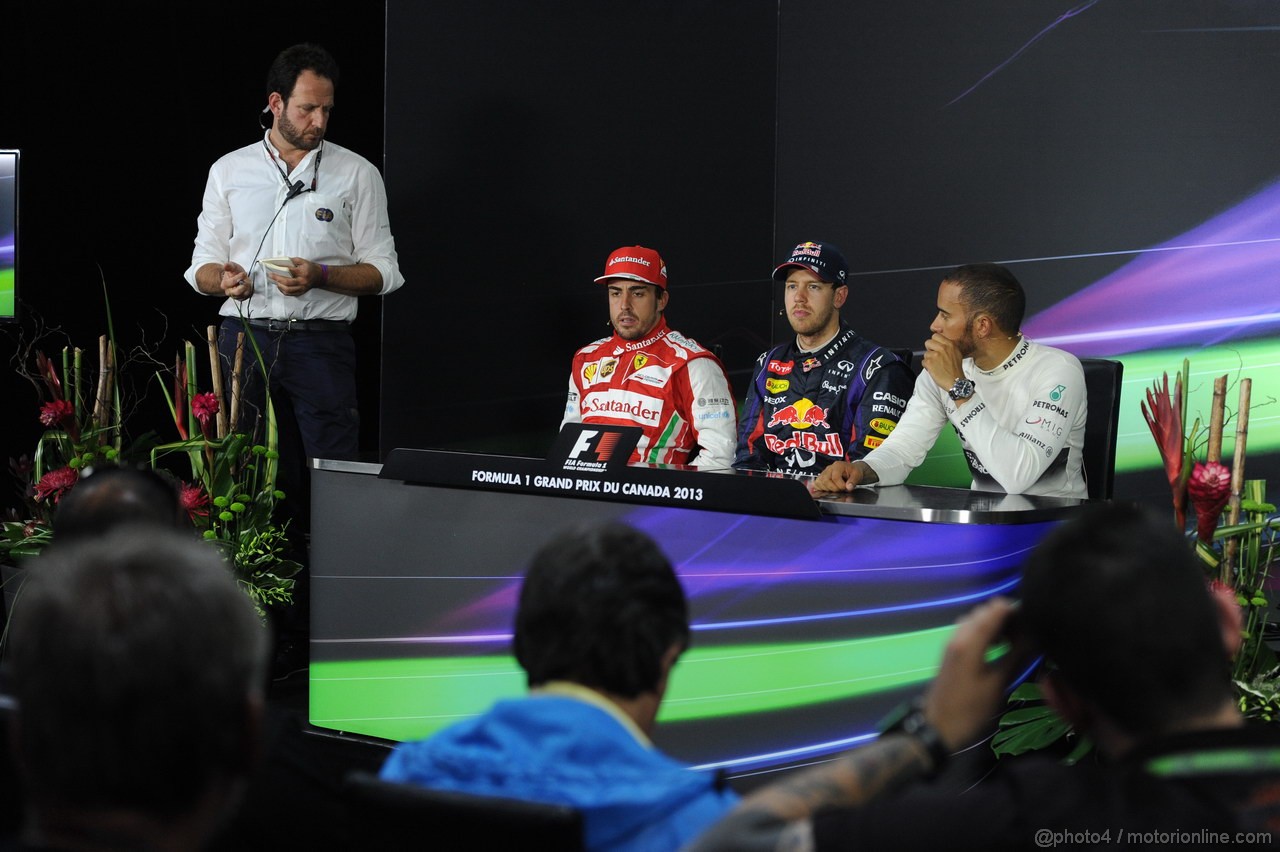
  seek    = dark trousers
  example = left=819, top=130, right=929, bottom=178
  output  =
left=217, top=318, right=361, bottom=465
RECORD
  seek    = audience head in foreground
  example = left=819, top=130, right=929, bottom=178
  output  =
left=513, top=517, right=689, bottom=718
left=6, top=529, right=269, bottom=851
left=51, top=464, right=189, bottom=544
left=686, top=501, right=1278, bottom=852
left=380, top=521, right=738, bottom=852
left=1019, top=499, right=1241, bottom=749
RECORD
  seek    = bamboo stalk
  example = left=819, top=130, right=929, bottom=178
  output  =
left=1223, top=378, right=1252, bottom=578
left=92, top=335, right=111, bottom=432
left=106, top=343, right=116, bottom=442
left=91, top=337, right=104, bottom=428
left=1207, top=375, right=1226, bottom=463
left=207, top=325, right=228, bottom=439
left=61, top=347, right=70, bottom=403
left=72, top=347, right=83, bottom=426
left=185, top=340, right=198, bottom=440
left=229, top=332, right=245, bottom=434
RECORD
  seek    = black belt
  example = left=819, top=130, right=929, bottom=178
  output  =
left=244, top=318, right=350, bottom=333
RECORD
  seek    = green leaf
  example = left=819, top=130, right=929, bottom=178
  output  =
left=1006, top=682, right=1044, bottom=702
left=1062, top=737, right=1095, bottom=765
left=992, top=714, right=1072, bottom=756
left=997, top=705, right=1058, bottom=726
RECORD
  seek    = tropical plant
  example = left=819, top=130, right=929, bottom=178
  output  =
left=149, top=334, right=300, bottom=615
left=3, top=316, right=299, bottom=618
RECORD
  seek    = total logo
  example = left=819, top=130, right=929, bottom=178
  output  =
left=768, top=359, right=794, bottom=375
left=768, top=398, right=830, bottom=429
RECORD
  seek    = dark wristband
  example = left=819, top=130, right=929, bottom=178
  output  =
left=877, top=696, right=950, bottom=777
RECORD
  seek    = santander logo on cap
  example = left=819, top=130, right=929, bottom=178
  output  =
left=595, top=245, right=669, bottom=289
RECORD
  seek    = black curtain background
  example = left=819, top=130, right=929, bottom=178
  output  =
left=379, top=1, right=778, bottom=458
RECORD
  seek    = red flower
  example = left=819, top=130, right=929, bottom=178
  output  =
left=34, top=350, right=63, bottom=400
left=172, top=359, right=189, bottom=441
left=1188, top=460, right=1232, bottom=543
left=33, top=467, right=78, bottom=504
left=38, top=399, right=75, bottom=427
left=1140, top=370, right=1188, bottom=530
left=192, top=392, right=220, bottom=425
left=179, top=481, right=210, bottom=519
left=192, top=392, right=219, bottom=441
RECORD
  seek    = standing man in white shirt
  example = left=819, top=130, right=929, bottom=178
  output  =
left=814, top=263, right=1087, bottom=498
left=184, top=44, right=403, bottom=659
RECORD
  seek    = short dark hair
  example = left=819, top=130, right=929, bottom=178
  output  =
left=52, top=464, right=188, bottom=543
left=7, top=529, right=269, bottom=818
left=943, top=263, right=1026, bottom=335
left=1019, top=501, right=1231, bottom=735
left=266, top=43, right=339, bottom=103
left=514, top=522, right=689, bottom=698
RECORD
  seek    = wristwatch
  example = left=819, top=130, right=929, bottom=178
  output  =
left=947, top=376, right=975, bottom=401
left=878, top=696, right=951, bottom=777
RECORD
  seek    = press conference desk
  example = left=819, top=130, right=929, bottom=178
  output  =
left=307, top=451, right=1087, bottom=781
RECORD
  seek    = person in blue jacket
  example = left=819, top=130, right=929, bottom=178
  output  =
left=380, top=521, right=738, bottom=851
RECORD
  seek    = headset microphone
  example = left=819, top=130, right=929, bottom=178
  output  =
left=286, top=180, right=307, bottom=201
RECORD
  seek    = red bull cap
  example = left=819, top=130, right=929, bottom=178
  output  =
left=595, top=245, right=668, bottom=289
left=773, top=240, right=848, bottom=285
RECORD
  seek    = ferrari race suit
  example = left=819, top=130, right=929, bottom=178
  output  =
left=562, top=317, right=737, bottom=469
left=862, top=336, right=1088, bottom=498
left=734, top=323, right=915, bottom=475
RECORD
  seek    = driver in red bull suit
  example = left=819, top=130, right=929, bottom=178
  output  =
left=734, top=241, right=915, bottom=475
left=562, top=246, right=737, bottom=469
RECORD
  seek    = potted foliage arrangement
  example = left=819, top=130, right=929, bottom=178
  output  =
left=2, top=318, right=299, bottom=620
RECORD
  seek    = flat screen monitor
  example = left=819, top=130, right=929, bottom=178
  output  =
left=0, top=150, right=17, bottom=323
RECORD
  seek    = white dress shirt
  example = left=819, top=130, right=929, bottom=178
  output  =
left=184, top=133, right=404, bottom=322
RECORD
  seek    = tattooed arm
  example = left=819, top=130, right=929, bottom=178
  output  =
left=682, top=598, right=1021, bottom=852
left=682, top=735, right=935, bottom=851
